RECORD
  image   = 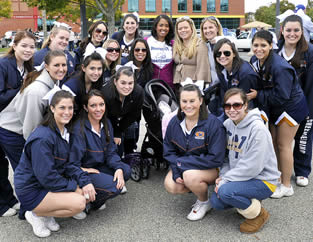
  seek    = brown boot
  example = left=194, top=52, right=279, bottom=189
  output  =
left=239, top=207, right=270, bottom=233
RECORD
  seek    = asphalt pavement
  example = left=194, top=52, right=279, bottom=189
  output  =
left=1, top=51, right=313, bottom=241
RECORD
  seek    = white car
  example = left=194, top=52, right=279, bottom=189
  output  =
left=233, top=31, right=253, bottom=51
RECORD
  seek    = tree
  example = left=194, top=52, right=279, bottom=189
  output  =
left=23, top=0, right=124, bottom=35
left=0, top=0, right=12, bottom=19
left=254, top=0, right=295, bottom=26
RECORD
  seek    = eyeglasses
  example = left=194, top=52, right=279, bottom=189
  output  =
left=107, top=47, right=120, bottom=53
left=223, top=102, right=244, bottom=111
left=95, top=28, right=108, bottom=36
left=216, top=51, right=232, bottom=58
left=134, top=48, right=147, bottom=53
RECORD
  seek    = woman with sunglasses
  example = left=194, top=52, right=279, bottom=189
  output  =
left=34, top=25, right=75, bottom=81
left=248, top=30, right=308, bottom=198
left=14, top=90, right=95, bottom=238
left=101, top=66, right=144, bottom=156
left=102, top=39, right=122, bottom=85
left=128, top=38, right=153, bottom=88
left=111, top=13, right=141, bottom=64
left=0, top=30, right=36, bottom=217
left=62, top=52, right=104, bottom=118
left=200, top=16, right=224, bottom=85
left=70, top=90, right=131, bottom=217
left=164, top=84, right=225, bottom=221
left=276, top=15, right=313, bottom=187
left=211, top=88, right=280, bottom=234
left=146, top=15, right=175, bottom=88
left=212, top=38, right=259, bottom=117
left=173, top=17, right=210, bottom=95
left=73, top=21, right=108, bottom=70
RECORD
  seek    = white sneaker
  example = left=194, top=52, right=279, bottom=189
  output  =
left=187, top=200, right=211, bottom=221
left=296, top=176, right=309, bottom=187
left=98, top=203, right=106, bottom=211
left=72, top=211, right=87, bottom=220
left=12, top=202, right=20, bottom=210
left=43, top=217, right=60, bottom=231
left=25, top=211, right=51, bottom=238
left=271, top=184, right=294, bottom=199
left=2, top=208, right=17, bottom=217
left=121, top=186, right=127, bottom=194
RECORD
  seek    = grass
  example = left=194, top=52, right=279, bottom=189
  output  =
left=0, top=48, right=9, bottom=52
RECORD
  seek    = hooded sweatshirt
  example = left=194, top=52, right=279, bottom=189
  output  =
left=219, top=108, right=281, bottom=187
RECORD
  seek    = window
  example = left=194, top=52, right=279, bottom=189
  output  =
left=128, top=0, right=139, bottom=12
left=178, top=0, right=187, bottom=12
left=146, top=0, right=156, bottom=12
left=220, top=0, right=229, bottom=12
left=207, top=0, right=216, bottom=12
left=193, top=0, right=201, bottom=12
left=162, top=0, right=171, bottom=13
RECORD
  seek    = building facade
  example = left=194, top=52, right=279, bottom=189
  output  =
left=121, top=0, right=245, bottom=30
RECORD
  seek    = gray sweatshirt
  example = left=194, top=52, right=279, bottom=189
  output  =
left=0, top=69, right=55, bottom=140
left=219, top=108, right=281, bottom=187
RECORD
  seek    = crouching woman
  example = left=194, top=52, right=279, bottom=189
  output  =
left=14, top=91, right=96, bottom=238
left=210, top=88, right=280, bottom=233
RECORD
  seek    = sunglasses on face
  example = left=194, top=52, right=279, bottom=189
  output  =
left=134, top=48, right=147, bottom=53
left=95, top=28, right=108, bottom=36
left=107, top=47, right=120, bottom=53
left=224, top=102, right=244, bottom=111
left=216, top=50, right=232, bottom=58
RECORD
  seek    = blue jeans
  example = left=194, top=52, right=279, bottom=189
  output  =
left=210, top=179, right=273, bottom=210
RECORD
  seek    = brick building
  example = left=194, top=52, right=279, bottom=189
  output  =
left=120, top=0, right=245, bottom=30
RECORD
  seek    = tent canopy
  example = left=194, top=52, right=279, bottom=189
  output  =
left=241, top=21, right=272, bottom=29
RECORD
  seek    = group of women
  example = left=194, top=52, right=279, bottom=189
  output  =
left=0, top=11, right=312, bottom=237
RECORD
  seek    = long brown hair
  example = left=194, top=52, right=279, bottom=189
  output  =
left=20, top=50, right=66, bottom=93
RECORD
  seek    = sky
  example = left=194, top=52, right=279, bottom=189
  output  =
left=245, top=0, right=308, bottom=13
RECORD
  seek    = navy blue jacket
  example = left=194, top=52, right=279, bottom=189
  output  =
left=14, top=125, right=91, bottom=195
left=250, top=53, right=305, bottom=116
left=62, top=75, right=83, bottom=113
left=34, top=47, right=75, bottom=81
left=70, top=119, right=130, bottom=172
left=101, top=80, right=144, bottom=138
left=276, top=41, right=313, bottom=117
left=163, top=114, right=226, bottom=181
left=0, top=56, right=25, bottom=111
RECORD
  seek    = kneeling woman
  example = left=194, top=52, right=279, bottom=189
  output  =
left=210, top=88, right=280, bottom=233
left=70, top=90, right=131, bottom=213
left=14, top=91, right=96, bottom=238
left=163, top=84, right=226, bottom=221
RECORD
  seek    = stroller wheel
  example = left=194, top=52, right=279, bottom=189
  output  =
left=131, top=164, right=141, bottom=182
left=141, top=159, right=150, bottom=179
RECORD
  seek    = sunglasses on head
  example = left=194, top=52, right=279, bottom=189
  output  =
left=216, top=50, right=232, bottom=58
left=223, top=102, right=244, bottom=111
left=134, top=48, right=147, bottom=53
left=202, top=16, right=218, bottom=23
left=95, top=28, right=108, bottom=36
left=177, top=16, right=191, bottom=22
left=107, top=47, right=120, bottom=53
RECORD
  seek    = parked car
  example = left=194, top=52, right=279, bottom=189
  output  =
left=233, top=31, right=252, bottom=51
left=4, top=31, right=16, bottom=47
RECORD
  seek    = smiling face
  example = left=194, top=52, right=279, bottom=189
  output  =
left=202, top=20, right=218, bottom=41
left=51, top=98, right=74, bottom=129
left=224, top=93, right=247, bottom=124
left=216, top=43, right=235, bottom=71
left=45, top=56, right=67, bottom=81
left=106, top=41, right=120, bottom=63
left=177, top=21, right=193, bottom=42
left=82, top=60, right=103, bottom=83
left=156, top=18, right=170, bottom=41
left=49, top=30, right=70, bottom=51
left=91, top=23, right=108, bottom=46
left=252, top=38, right=272, bottom=65
left=133, top=41, right=147, bottom=63
left=123, top=16, right=138, bottom=36
left=114, top=73, right=134, bottom=98
left=86, top=95, right=105, bottom=123
left=180, top=90, right=202, bottom=120
left=13, top=37, right=36, bottom=64
left=282, top=21, right=302, bottom=46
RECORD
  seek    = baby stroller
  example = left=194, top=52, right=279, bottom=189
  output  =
left=141, top=79, right=178, bottom=169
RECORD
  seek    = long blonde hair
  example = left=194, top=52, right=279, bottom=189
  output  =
left=41, top=25, right=70, bottom=49
left=102, top=39, right=121, bottom=72
left=173, top=17, right=199, bottom=59
left=200, top=16, right=223, bottom=42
